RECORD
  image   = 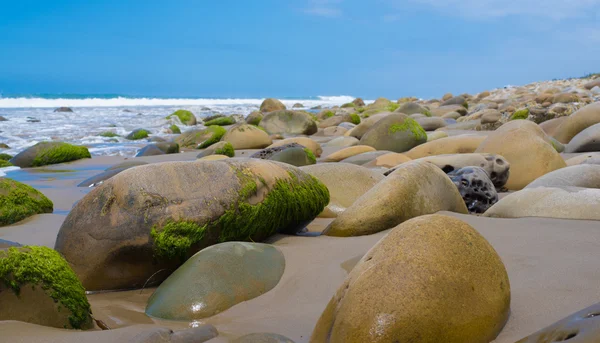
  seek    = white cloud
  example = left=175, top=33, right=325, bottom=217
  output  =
left=403, top=0, right=600, bottom=19
left=304, top=0, right=344, bottom=17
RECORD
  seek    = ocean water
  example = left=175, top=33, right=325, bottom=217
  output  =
left=0, top=94, right=358, bottom=158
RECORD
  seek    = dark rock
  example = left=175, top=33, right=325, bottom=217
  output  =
left=26, top=117, right=40, bottom=123
left=126, top=129, right=150, bottom=140
left=135, top=143, right=179, bottom=157
left=250, top=143, right=305, bottom=159
left=78, top=161, right=148, bottom=188
left=0, top=116, right=8, bottom=121
left=448, top=166, right=498, bottom=214
left=10, top=142, right=91, bottom=168
left=54, top=107, right=73, bottom=113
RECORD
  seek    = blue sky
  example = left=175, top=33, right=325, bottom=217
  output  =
left=0, top=0, right=599, bottom=99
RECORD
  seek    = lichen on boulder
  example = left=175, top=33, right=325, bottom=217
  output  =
left=10, top=142, right=91, bottom=168
left=0, top=178, right=53, bottom=226
left=166, top=109, right=197, bottom=126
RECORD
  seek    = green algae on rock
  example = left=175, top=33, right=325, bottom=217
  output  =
left=9, top=142, right=91, bottom=168
left=0, top=246, right=92, bottom=329
left=214, top=142, right=235, bottom=157
left=0, top=178, right=53, bottom=226
left=54, top=159, right=329, bottom=290
left=359, top=114, right=427, bottom=153
left=176, top=126, right=226, bottom=149
left=98, top=131, right=120, bottom=138
left=349, top=113, right=360, bottom=125
left=166, top=109, right=197, bottom=126
left=169, top=124, right=181, bottom=134
left=510, top=108, right=530, bottom=121
left=204, top=116, right=236, bottom=126
left=0, top=160, right=13, bottom=168
left=126, top=129, right=150, bottom=140
left=0, top=153, right=12, bottom=161
left=145, top=242, right=285, bottom=320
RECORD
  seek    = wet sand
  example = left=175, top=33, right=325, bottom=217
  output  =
left=1, top=147, right=600, bottom=342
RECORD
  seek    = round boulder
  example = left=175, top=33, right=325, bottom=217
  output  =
left=565, top=122, right=600, bottom=153
left=260, top=98, right=286, bottom=113
left=448, top=166, right=498, bottom=213
left=246, top=111, right=263, bottom=126
left=197, top=141, right=235, bottom=159
left=322, top=145, right=375, bottom=163
left=10, top=142, right=91, bottom=168
left=415, top=116, right=447, bottom=131
left=405, top=135, right=486, bottom=159
left=359, top=113, right=427, bottom=153
left=553, top=102, right=600, bottom=144
left=0, top=178, right=53, bottom=226
left=166, top=110, right=197, bottom=126
left=175, top=126, right=226, bottom=149
left=222, top=124, right=272, bottom=150
left=525, top=164, right=600, bottom=189
left=268, top=137, right=322, bottom=157
left=260, top=111, right=317, bottom=136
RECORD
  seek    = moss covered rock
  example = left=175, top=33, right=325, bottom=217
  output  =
left=268, top=137, right=322, bottom=157
left=54, top=159, right=329, bottom=291
left=359, top=113, right=427, bottom=153
left=169, top=124, right=181, bottom=134
left=267, top=146, right=316, bottom=167
left=261, top=110, right=318, bottom=135
left=98, top=131, right=120, bottom=138
left=197, top=141, right=235, bottom=158
left=0, top=153, right=12, bottom=161
left=145, top=242, right=285, bottom=320
left=0, top=160, right=13, bottom=168
left=204, top=116, right=236, bottom=126
left=166, top=109, right=197, bottom=126
left=135, top=143, right=180, bottom=157
left=9, top=142, right=91, bottom=168
left=246, top=111, right=264, bottom=126
left=312, top=214, right=510, bottom=343
left=221, top=124, right=272, bottom=149
left=260, top=98, right=286, bottom=113
left=510, top=108, right=530, bottom=121
left=175, top=126, right=226, bottom=149
left=126, top=129, right=150, bottom=140
left=0, top=178, right=53, bottom=226
left=0, top=246, right=92, bottom=329
left=348, top=112, right=391, bottom=139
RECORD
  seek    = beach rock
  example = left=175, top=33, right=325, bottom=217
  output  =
left=196, top=141, right=235, bottom=158
left=246, top=111, right=263, bottom=125
left=565, top=123, right=600, bottom=153
left=0, top=116, right=7, bottom=122
left=260, top=110, right=317, bottom=136
left=0, top=246, right=92, bottom=329
left=348, top=112, right=391, bottom=139
left=146, top=242, right=285, bottom=320
left=251, top=144, right=316, bottom=167
left=515, top=302, right=600, bottom=343
left=352, top=98, right=365, bottom=107
left=448, top=166, right=498, bottom=213
left=361, top=152, right=412, bottom=169
left=525, top=164, right=600, bottom=189
left=78, top=162, right=148, bottom=188
left=442, top=111, right=462, bottom=119
left=232, top=333, right=295, bottom=343
left=318, top=116, right=345, bottom=128
left=324, top=161, right=467, bottom=237
left=553, top=102, right=600, bottom=144
left=222, top=124, right=272, bottom=149
left=198, top=154, right=230, bottom=161
left=126, top=128, right=150, bottom=140
left=566, top=152, right=600, bottom=166
left=54, top=159, right=329, bottom=290
left=54, top=107, right=73, bottom=113
left=484, top=186, right=600, bottom=220
left=135, top=142, right=179, bottom=157
left=203, top=114, right=225, bottom=122
left=337, top=122, right=356, bottom=131
left=204, top=116, right=236, bottom=126
left=324, top=136, right=359, bottom=148
left=553, top=93, right=579, bottom=104
left=404, top=135, right=486, bottom=159
left=311, top=214, right=510, bottom=343
left=260, top=98, right=286, bottom=113
left=396, top=102, right=431, bottom=116
left=322, top=126, right=347, bottom=136
left=0, top=143, right=9, bottom=149
left=168, top=125, right=181, bottom=134
left=267, top=137, right=322, bottom=157
left=339, top=151, right=394, bottom=165
left=175, top=126, right=226, bottom=149
left=359, top=113, right=427, bottom=153
left=414, top=116, right=447, bottom=131
left=584, top=79, right=600, bottom=90
left=475, top=120, right=566, bottom=190
left=322, top=145, right=375, bottom=162
left=292, top=103, right=303, bottom=108
left=301, top=163, right=384, bottom=218
left=10, top=142, right=91, bottom=168
left=540, top=116, right=568, bottom=136
left=441, top=95, right=468, bottom=108
left=426, top=131, right=448, bottom=141
left=430, top=105, right=467, bottom=117
left=481, top=110, right=502, bottom=124
left=166, top=110, right=197, bottom=126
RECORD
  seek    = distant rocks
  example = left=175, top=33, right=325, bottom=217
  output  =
left=268, top=137, right=322, bottom=157
left=126, top=128, right=150, bottom=140
left=54, top=107, right=73, bottom=113
left=0, top=116, right=7, bottom=121
left=10, top=142, right=91, bottom=168
left=260, top=98, right=286, bottom=113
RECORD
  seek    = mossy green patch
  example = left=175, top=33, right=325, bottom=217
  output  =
left=387, top=103, right=400, bottom=112
left=323, top=111, right=335, bottom=118
left=0, top=246, right=92, bottom=329
left=388, top=118, right=427, bottom=141
left=215, top=142, right=235, bottom=157
left=0, top=160, right=13, bottom=168
left=423, top=110, right=432, bottom=117
left=0, top=178, right=53, bottom=225
left=341, top=103, right=356, bottom=108
left=166, top=110, right=195, bottom=125
left=151, top=221, right=207, bottom=262
left=98, top=132, right=120, bottom=138
left=349, top=113, right=361, bottom=125
left=510, top=108, right=530, bottom=121
left=128, top=129, right=150, bottom=140
left=169, top=125, right=181, bottom=134
left=357, top=107, right=365, bottom=113
left=30, top=143, right=91, bottom=167
left=204, top=116, right=235, bottom=126
left=197, top=125, right=227, bottom=149
left=304, top=148, right=317, bottom=164
left=0, top=154, right=12, bottom=162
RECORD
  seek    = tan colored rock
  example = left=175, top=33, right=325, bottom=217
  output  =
left=222, top=124, right=272, bottom=150
left=430, top=105, right=467, bottom=117
left=442, top=93, right=453, bottom=101
left=312, top=214, right=510, bottom=343
left=261, top=110, right=318, bottom=136
left=415, top=116, right=447, bottom=131
left=481, top=110, right=502, bottom=124
left=348, top=112, right=391, bottom=139
left=323, top=161, right=467, bottom=237
left=442, top=111, right=461, bottom=119
left=301, top=163, right=385, bottom=218
left=361, top=152, right=412, bottom=169
left=322, top=145, right=376, bottom=162
left=324, top=136, right=359, bottom=148
left=405, top=135, right=486, bottom=159
left=566, top=152, right=600, bottom=166
left=260, top=98, right=286, bottom=113
left=553, top=102, right=600, bottom=144
left=552, top=93, right=579, bottom=104
left=198, top=154, right=230, bottom=161
left=322, top=126, right=347, bottom=136
left=525, top=164, right=600, bottom=189
left=268, top=137, right=322, bottom=157
left=427, top=131, right=448, bottom=141
left=359, top=114, right=427, bottom=153
left=539, top=116, right=568, bottom=136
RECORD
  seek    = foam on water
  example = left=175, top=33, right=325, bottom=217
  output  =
left=0, top=95, right=362, bottom=157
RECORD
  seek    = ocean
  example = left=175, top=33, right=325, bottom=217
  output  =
left=0, top=94, right=358, bottom=158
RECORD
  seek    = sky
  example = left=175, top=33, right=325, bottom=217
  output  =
left=0, top=0, right=599, bottom=99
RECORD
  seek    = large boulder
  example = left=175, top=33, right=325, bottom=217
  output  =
left=260, top=111, right=317, bottom=135
left=324, top=136, right=359, bottom=148
left=135, top=143, right=179, bottom=157
left=301, top=163, right=385, bottom=218
left=126, top=129, right=150, bottom=140
left=222, top=124, right=272, bottom=149
left=196, top=141, right=235, bottom=159
left=359, top=113, right=427, bottom=152
left=10, top=142, right=91, bottom=168
left=0, top=246, right=93, bottom=329
left=245, top=111, right=264, bottom=126
left=525, top=164, right=600, bottom=189
left=54, top=159, right=329, bottom=291
left=414, top=116, right=447, bottom=131
left=553, top=102, right=600, bottom=143
left=404, top=135, right=486, bottom=159
left=175, top=126, right=226, bottom=149
left=0, top=178, right=53, bottom=226
left=166, top=110, right=197, bottom=126
left=448, top=166, right=498, bottom=213
left=251, top=144, right=316, bottom=167
left=267, top=137, right=322, bottom=157
left=348, top=112, right=391, bottom=139
left=323, top=161, right=467, bottom=237
left=484, top=186, right=600, bottom=220
left=475, top=120, right=566, bottom=190
left=311, top=214, right=510, bottom=343
left=322, top=146, right=375, bottom=162
left=260, top=98, right=286, bottom=113
left=145, top=242, right=284, bottom=320
left=565, top=122, right=600, bottom=152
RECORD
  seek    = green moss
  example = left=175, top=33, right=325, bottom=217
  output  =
left=304, top=148, right=317, bottom=164
left=0, top=153, right=13, bottom=161
left=423, top=110, right=432, bottom=117
left=169, top=125, right=181, bottom=134
left=510, top=108, right=530, bottom=121
left=388, top=118, right=427, bottom=141
left=151, top=167, right=330, bottom=261
left=204, top=116, right=235, bottom=126
left=387, top=103, right=400, bottom=112
left=349, top=113, right=361, bottom=125
left=30, top=142, right=91, bottom=167
left=197, top=125, right=227, bottom=149
left=166, top=110, right=195, bottom=125
left=0, top=246, right=92, bottom=329
left=98, top=131, right=119, bottom=138
left=0, top=178, right=53, bottom=226
left=214, top=142, right=235, bottom=157
left=128, top=129, right=150, bottom=140
left=0, top=160, right=13, bottom=168
left=463, top=102, right=469, bottom=109
left=323, top=110, right=335, bottom=118
left=341, top=103, right=356, bottom=108
left=357, top=107, right=365, bottom=113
